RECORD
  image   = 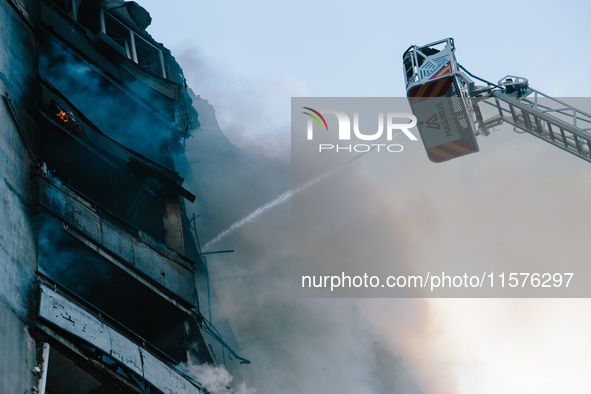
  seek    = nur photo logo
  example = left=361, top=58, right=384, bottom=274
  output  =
left=300, top=105, right=418, bottom=153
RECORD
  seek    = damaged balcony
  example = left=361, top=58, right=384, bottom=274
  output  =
left=34, top=77, right=217, bottom=365
left=39, top=0, right=198, bottom=142
left=36, top=280, right=207, bottom=394
left=36, top=78, right=194, bottom=251
left=35, top=209, right=212, bottom=363
left=37, top=172, right=195, bottom=309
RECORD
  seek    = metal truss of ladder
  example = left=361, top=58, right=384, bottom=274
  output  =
left=477, top=90, right=591, bottom=163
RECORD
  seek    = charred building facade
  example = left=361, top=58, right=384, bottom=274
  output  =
left=0, top=1, right=243, bottom=392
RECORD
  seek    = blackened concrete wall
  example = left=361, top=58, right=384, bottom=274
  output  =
left=0, top=1, right=39, bottom=393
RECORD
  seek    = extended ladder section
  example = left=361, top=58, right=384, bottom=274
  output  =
left=477, top=84, right=591, bottom=163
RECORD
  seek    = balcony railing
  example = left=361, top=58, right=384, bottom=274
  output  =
left=44, top=0, right=167, bottom=79
left=37, top=173, right=196, bottom=309
left=38, top=282, right=206, bottom=394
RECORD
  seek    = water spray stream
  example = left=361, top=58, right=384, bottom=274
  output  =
left=202, top=132, right=402, bottom=251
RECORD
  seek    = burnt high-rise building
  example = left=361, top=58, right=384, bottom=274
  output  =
left=0, top=1, right=244, bottom=392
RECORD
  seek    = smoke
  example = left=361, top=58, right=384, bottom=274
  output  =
left=37, top=214, right=112, bottom=296
left=41, top=38, right=591, bottom=393
left=202, top=188, right=290, bottom=251
left=179, top=362, right=256, bottom=394
left=132, top=1, right=591, bottom=390
left=32, top=3, right=591, bottom=392
left=203, top=130, right=402, bottom=251
left=174, top=48, right=298, bottom=160
left=345, top=111, right=591, bottom=394
left=202, top=142, right=373, bottom=251
left=38, top=37, right=179, bottom=165
left=177, top=49, right=591, bottom=394
left=176, top=49, right=426, bottom=393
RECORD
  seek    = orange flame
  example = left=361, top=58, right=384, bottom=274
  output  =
left=56, top=110, right=68, bottom=123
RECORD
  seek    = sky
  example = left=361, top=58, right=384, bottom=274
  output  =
left=138, top=1, right=591, bottom=393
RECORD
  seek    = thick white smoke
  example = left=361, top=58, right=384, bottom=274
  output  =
left=179, top=362, right=256, bottom=394
left=175, top=49, right=425, bottom=393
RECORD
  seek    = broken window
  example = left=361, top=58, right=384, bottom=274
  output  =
left=134, top=32, right=166, bottom=78
left=102, top=10, right=133, bottom=59
left=42, top=0, right=168, bottom=80
left=100, top=9, right=167, bottom=78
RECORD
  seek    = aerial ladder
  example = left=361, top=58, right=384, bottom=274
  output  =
left=403, top=38, right=591, bottom=163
